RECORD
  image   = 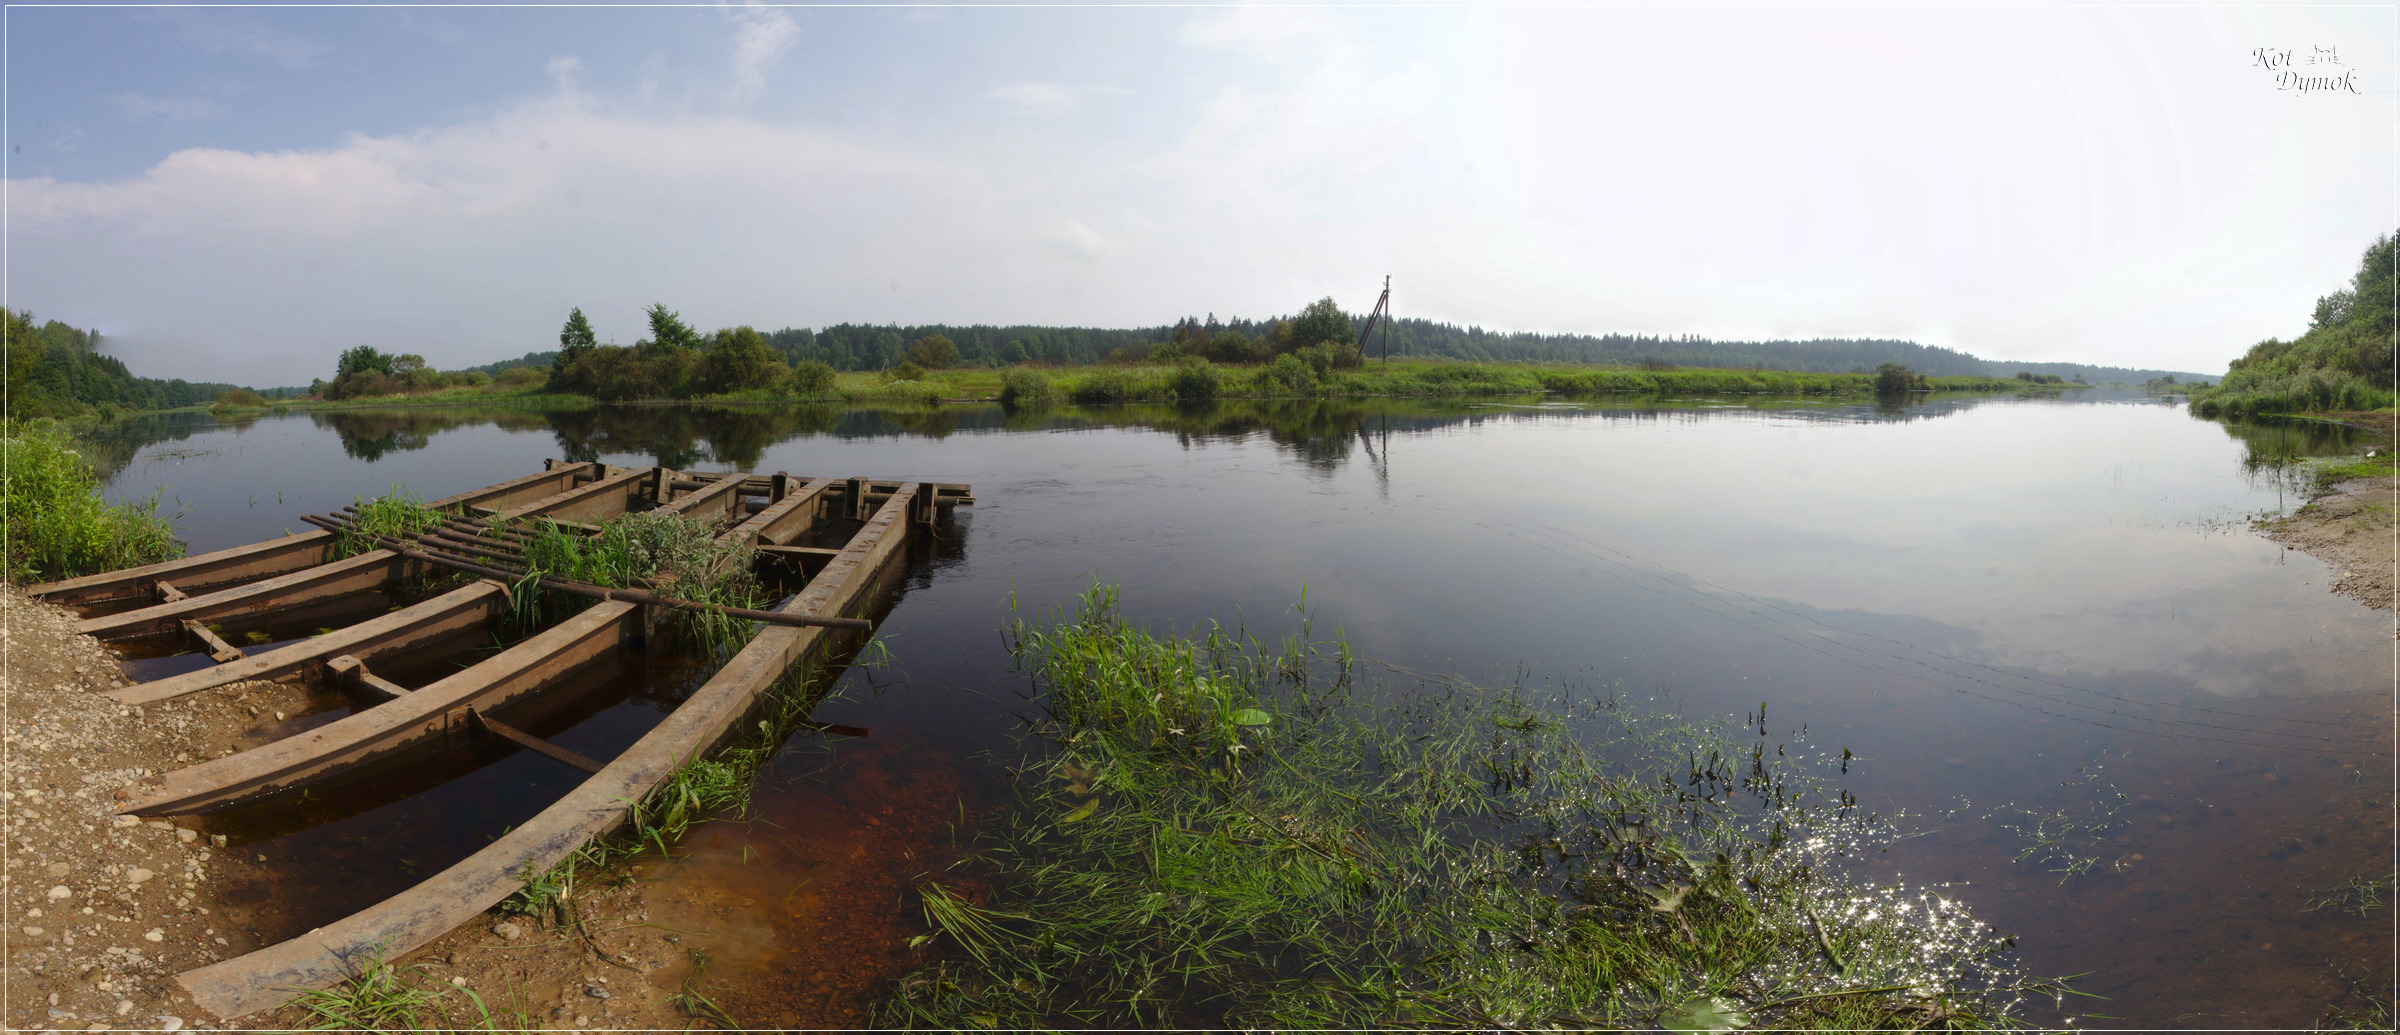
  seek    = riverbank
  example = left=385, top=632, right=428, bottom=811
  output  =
left=194, top=359, right=2080, bottom=418
left=0, top=583, right=318, bottom=1031
left=2253, top=411, right=2397, bottom=613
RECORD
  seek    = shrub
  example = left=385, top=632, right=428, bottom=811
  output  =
left=1873, top=363, right=1917, bottom=397
left=496, top=365, right=544, bottom=387
left=211, top=389, right=265, bottom=410
left=999, top=369, right=1057, bottom=409
left=2, top=419, right=180, bottom=582
left=788, top=360, right=838, bottom=396
left=885, top=361, right=928, bottom=383
left=1257, top=354, right=1322, bottom=396
left=1206, top=330, right=1266, bottom=365
left=1069, top=368, right=1143, bottom=404
left=1166, top=358, right=1224, bottom=401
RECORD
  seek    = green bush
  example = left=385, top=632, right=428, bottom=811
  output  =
left=2, top=420, right=180, bottom=583
left=1068, top=368, right=1143, bottom=404
left=885, top=361, right=927, bottom=383
left=1166, top=358, right=1224, bottom=401
left=999, top=369, right=1057, bottom=409
left=788, top=359, right=838, bottom=396
left=1256, top=354, right=1322, bottom=396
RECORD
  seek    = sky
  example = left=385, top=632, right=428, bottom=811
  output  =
left=5, top=4, right=2394, bottom=388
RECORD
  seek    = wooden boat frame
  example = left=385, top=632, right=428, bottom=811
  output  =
left=24, top=461, right=972, bottom=1020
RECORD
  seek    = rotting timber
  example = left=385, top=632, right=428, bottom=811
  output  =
left=21, top=460, right=972, bottom=1022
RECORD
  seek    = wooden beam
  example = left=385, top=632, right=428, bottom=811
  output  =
left=326, top=655, right=413, bottom=701
left=112, top=581, right=507, bottom=706
left=469, top=711, right=604, bottom=773
left=174, top=488, right=922, bottom=1019
left=181, top=620, right=246, bottom=664
left=78, top=550, right=411, bottom=642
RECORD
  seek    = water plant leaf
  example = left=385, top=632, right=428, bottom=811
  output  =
left=1644, top=881, right=1694, bottom=915
left=1655, top=995, right=1751, bottom=1035
left=1060, top=798, right=1100, bottom=823
left=1230, top=708, right=1272, bottom=726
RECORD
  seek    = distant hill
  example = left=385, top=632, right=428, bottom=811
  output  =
left=461, top=311, right=2210, bottom=384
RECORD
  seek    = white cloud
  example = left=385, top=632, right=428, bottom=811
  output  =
left=113, top=93, right=227, bottom=123
left=545, top=56, right=584, bottom=94
left=723, top=2, right=799, bottom=103
left=987, top=83, right=1078, bottom=115
left=1044, top=220, right=1116, bottom=259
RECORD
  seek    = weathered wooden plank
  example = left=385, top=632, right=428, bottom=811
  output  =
left=657, top=471, right=748, bottom=525
left=182, top=621, right=246, bottom=664
left=724, top=477, right=835, bottom=547
left=123, top=600, right=638, bottom=816
left=110, top=582, right=507, bottom=706
left=173, top=489, right=919, bottom=1020
left=23, top=531, right=336, bottom=607
left=75, top=550, right=410, bottom=641
left=492, top=466, right=649, bottom=524
left=472, top=711, right=605, bottom=774
left=424, top=467, right=586, bottom=515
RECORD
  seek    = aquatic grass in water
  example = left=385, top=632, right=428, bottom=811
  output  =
left=504, top=509, right=765, bottom=658
left=334, top=486, right=445, bottom=560
left=880, top=586, right=2058, bottom=1030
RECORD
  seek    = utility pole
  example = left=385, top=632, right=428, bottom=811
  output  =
left=1356, top=275, right=1394, bottom=364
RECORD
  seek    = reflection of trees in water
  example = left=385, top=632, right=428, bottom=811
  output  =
left=78, top=411, right=227, bottom=477
left=547, top=404, right=845, bottom=470
left=2214, top=416, right=2363, bottom=494
left=313, top=409, right=551, bottom=462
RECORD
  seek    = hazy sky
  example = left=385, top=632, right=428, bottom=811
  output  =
left=7, top=4, right=2393, bottom=387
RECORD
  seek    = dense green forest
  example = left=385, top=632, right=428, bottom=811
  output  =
left=468, top=311, right=2203, bottom=385
left=2190, top=230, right=2396, bottom=417
left=1, top=309, right=272, bottom=418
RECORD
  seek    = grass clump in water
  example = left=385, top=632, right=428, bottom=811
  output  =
left=334, top=486, right=446, bottom=559
left=506, top=508, right=764, bottom=657
left=1, top=418, right=180, bottom=581
left=881, top=586, right=2058, bottom=1030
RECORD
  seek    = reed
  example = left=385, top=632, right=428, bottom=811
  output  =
left=879, top=586, right=2062, bottom=1030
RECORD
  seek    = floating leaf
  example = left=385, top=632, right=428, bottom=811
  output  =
left=1656, top=995, right=1751, bottom=1035
left=906, top=933, right=935, bottom=949
left=1644, top=882, right=1694, bottom=915
left=1061, top=798, right=1099, bottom=823
left=1230, top=708, right=1272, bottom=727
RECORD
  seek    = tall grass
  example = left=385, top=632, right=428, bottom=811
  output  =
left=505, top=509, right=764, bottom=658
left=1, top=418, right=180, bottom=582
left=334, top=487, right=447, bottom=559
left=2189, top=367, right=2396, bottom=418
left=880, top=586, right=2057, bottom=1030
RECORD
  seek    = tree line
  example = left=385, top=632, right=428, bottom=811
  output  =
left=2191, top=230, right=2395, bottom=417
left=460, top=304, right=2200, bottom=387
left=2, top=309, right=273, bottom=419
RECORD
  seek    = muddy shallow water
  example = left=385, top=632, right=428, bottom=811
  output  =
left=85, top=391, right=2393, bottom=1027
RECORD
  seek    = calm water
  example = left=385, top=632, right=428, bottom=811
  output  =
left=86, top=392, right=2394, bottom=1027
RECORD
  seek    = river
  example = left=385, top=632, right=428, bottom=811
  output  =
left=85, top=389, right=2392, bottom=1027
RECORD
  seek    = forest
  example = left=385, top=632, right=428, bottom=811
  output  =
left=2190, top=229, right=2396, bottom=417
left=466, top=308, right=2203, bottom=386
left=1, top=309, right=264, bottom=419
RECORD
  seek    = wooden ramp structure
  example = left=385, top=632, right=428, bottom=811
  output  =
left=23, top=461, right=972, bottom=1021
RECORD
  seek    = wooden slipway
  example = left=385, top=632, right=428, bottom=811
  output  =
left=31, top=462, right=970, bottom=1022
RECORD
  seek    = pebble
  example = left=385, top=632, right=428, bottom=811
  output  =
left=176, top=827, right=198, bottom=843
left=46, top=862, right=71, bottom=876
left=451, top=976, right=469, bottom=987
left=24, top=926, right=44, bottom=936
left=47, top=885, right=73, bottom=901
left=124, top=868, right=154, bottom=885
left=158, top=1017, right=184, bottom=1032
left=144, top=928, right=164, bottom=942
left=491, top=921, right=525, bottom=941
left=584, top=986, right=611, bottom=999
left=117, top=1000, right=134, bottom=1016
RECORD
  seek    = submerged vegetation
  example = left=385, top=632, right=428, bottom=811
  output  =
left=2192, top=230, right=2396, bottom=418
left=504, top=509, right=765, bottom=658
left=882, top=587, right=2052, bottom=1030
left=1, top=418, right=181, bottom=582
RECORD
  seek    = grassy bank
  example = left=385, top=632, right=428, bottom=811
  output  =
left=1, top=418, right=181, bottom=583
left=880, top=587, right=2054, bottom=1030
left=197, top=359, right=2069, bottom=418
left=709, top=359, right=2058, bottom=407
